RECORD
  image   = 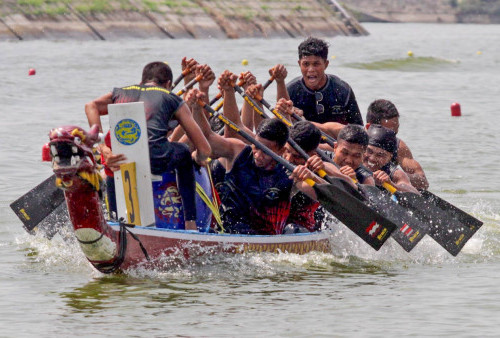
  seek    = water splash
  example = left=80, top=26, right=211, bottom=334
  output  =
left=344, top=56, right=460, bottom=72
left=14, top=198, right=500, bottom=281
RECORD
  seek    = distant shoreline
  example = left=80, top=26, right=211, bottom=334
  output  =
left=0, top=0, right=367, bottom=41
left=345, top=0, right=500, bottom=25
left=1, top=0, right=498, bottom=41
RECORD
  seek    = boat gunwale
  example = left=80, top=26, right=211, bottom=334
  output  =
left=109, top=222, right=332, bottom=244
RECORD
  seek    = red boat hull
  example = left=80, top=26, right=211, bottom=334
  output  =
left=108, top=224, right=332, bottom=271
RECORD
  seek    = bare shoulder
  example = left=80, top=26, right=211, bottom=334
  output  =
left=397, top=138, right=414, bottom=160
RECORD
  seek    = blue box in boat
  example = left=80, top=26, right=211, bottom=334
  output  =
left=151, top=168, right=213, bottom=232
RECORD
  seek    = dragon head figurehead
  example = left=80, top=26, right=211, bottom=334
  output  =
left=45, top=125, right=102, bottom=191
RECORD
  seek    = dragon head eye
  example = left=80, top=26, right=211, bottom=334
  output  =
left=74, top=137, right=82, bottom=145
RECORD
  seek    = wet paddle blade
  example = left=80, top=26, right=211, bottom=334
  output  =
left=313, top=182, right=398, bottom=250
left=420, top=190, right=483, bottom=233
left=358, top=185, right=427, bottom=252
left=426, top=220, right=475, bottom=256
left=394, top=191, right=480, bottom=256
left=34, top=202, right=70, bottom=239
left=10, top=174, right=65, bottom=233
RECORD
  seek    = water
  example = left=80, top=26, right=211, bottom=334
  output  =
left=1, top=23, right=500, bottom=336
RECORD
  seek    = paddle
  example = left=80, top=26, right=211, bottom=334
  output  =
left=198, top=81, right=436, bottom=252
left=198, top=99, right=398, bottom=250
left=262, top=74, right=276, bottom=91
left=291, top=147, right=427, bottom=252
left=236, top=87, right=337, bottom=149
left=311, top=148, right=428, bottom=251
left=209, top=74, right=275, bottom=107
left=382, top=183, right=480, bottom=256
left=10, top=174, right=66, bottom=233
left=419, top=190, right=483, bottom=232
left=175, top=74, right=203, bottom=96
left=171, top=67, right=193, bottom=91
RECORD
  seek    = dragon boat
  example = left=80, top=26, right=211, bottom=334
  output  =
left=40, top=103, right=332, bottom=274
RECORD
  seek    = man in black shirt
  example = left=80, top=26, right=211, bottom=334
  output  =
left=280, top=37, right=363, bottom=125
left=85, top=62, right=211, bottom=230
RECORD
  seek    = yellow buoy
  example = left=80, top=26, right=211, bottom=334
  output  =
left=477, top=51, right=482, bottom=55
left=407, top=50, right=414, bottom=57
left=241, top=59, right=249, bottom=66
left=331, top=55, right=336, bottom=60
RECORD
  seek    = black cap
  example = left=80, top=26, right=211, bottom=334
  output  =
left=367, top=124, right=397, bottom=154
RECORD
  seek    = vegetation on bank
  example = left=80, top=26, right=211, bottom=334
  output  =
left=0, top=0, right=338, bottom=28
left=1, top=0, right=314, bottom=18
left=3, top=0, right=500, bottom=20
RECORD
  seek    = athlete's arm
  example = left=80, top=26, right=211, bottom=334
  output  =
left=175, top=103, right=211, bottom=166
left=187, top=89, right=246, bottom=170
left=85, top=92, right=112, bottom=132
left=397, top=139, right=429, bottom=190
left=311, top=121, right=343, bottom=140
left=290, top=165, right=322, bottom=201
left=196, top=64, right=215, bottom=105
left=219, top=71, right=255, bottom=141
left=271, top=64, right=290, bottom=101
left=307, top=156, right=357, bottom=189
left=374, top=169, right=419, bottom=194
left=85, top=92, right=127, bottom=170
left=239, top=71, right=257, bottom=130
left=244, top=83, right=265, bottom=131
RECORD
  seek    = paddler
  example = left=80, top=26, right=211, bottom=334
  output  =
left=332, top=124, right=375, bottom=185
left=272, top=100, right=355, bottom=233
left=185, top=71, right=324, bottom=235
left=85, top=61, right=211, bottom=231
left=366, top=99, right=429, bottom=190
left=275, top=37, right=363, bottom=125
left=363, top=124, right=419, bottom=194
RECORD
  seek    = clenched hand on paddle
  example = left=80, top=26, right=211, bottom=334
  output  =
left=185, top=81, right=398, bottom=250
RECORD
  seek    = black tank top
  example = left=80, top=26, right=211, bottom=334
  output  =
left=218, top=146, right=293, bottom=215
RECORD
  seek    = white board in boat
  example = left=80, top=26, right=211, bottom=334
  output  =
left=108, top=102, right=155, bottom=226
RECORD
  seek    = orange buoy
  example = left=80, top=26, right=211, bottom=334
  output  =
left=28, top=68, right=36, bottom=76
left=41, top=143, right=51, bottom=162
left=451, top=102, right=461, bottom=117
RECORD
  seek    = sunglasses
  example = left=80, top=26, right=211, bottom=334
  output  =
left=315, top=92, right=324, bottom=114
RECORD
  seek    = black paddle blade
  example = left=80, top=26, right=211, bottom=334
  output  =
left=420, top=190, right=483, bottom=233
left=358, top=185, right=428, bottom=252
left=10, top=174, right=65, bottom=232
left=313, top=182, right=398, bottom=250
left=32, top=203, right=70, bottom=239
left=394, top=191, right=479, bottom=256
left=426, top=220, right=475, bottom=257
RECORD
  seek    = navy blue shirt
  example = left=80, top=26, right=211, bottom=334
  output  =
left=112, top=85, right=183, bottom=161
left=287, top=74, right=363, bottom=125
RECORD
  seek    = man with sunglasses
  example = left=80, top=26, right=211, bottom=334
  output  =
left=281, top=37, right=363, bottom=125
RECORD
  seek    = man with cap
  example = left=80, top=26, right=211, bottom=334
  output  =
left=366, top=99, right=429, bottom=190
left=363, top=125, right=419, bottom=194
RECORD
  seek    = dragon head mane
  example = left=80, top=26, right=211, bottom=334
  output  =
left=47, top=125, right=102, bottom=191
